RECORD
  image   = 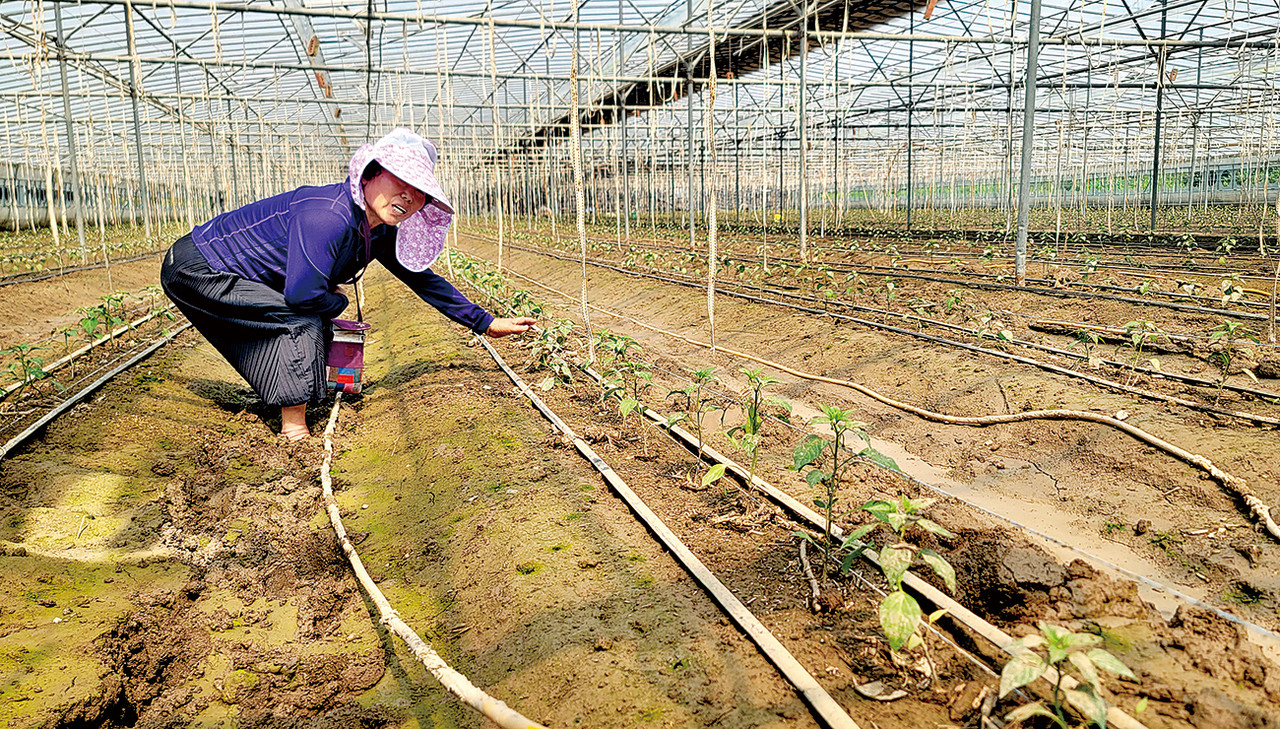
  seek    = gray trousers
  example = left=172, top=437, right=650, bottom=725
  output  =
left=160, top=234, right=331, bottom=406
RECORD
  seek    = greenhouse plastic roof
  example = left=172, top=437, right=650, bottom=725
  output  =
left=0, top=0, right=1276, bottom=172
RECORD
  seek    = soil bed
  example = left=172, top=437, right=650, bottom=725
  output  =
left=0, top=226, right=1277, bottom=728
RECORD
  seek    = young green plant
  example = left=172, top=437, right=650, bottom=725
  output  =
left=527, top=318, right=577, bottom=390
left=791, top=404, right=899, bottom=579
left=2, top=343, right=53, bottom=397
left=853, top=496, right=956, bottom=652
left=717, top=368, right=791, bottom=494
left=1207, top=319, right=1259, bottom=403
left=668, top=367, right=719, bottom=458
left=1000, top=621, right=1137, bottom=728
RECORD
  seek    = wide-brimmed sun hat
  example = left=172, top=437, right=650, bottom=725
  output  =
left=348, top=128, right=454, bottom=272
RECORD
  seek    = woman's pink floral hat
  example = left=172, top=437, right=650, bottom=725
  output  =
left=349, top=128, right=454, bottom=272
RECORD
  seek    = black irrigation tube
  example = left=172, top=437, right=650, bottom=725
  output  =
left=804, top=257, right=1280, bottom=314
left=809, top=241, right=1278, bottom=278
left=491, top=240, right=1280, bottom=427
left=757, top=285, right=1280, bottom=402
left=0, top=248, right=166, bottom=288
left=522, top=230, right=1279, bottom=322
left=616, top=240, right=1275, bottom=322
left=693, top=272, right=1280, bottom=401
left=0, top=323, right=191, bottom=462
left=476, top=336, right=864, bottom=729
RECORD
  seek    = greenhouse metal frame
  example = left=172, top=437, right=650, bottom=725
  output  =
left=0, top=0, right=1277, bottom=253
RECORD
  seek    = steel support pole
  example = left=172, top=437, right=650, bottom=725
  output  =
left=687, top=80, right=695, bottom=246
left=734, top=82, right=740, bottom=223
left=1187, top=29, right=1202, bottom=211
left=1014, top=0, right=1041, bottom=286
left=833, top=54, right=840, bottom=231
left=685, top=0, right=695, bottom=246
left=207, top=122, right=220, bottom=216
left=1149, top=1, right=1168, bottom=231
left=798, top=1, right=809, bottom=259
left=906, top=6, right=914, bottom=230
left=618, top=0, right=630, bottom=240
left=123, top=0, right=152, bottom=240
left=53, top=1, right=85, bottom=257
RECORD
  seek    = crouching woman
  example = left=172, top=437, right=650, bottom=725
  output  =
left=161, top=128, right=532, bottom=440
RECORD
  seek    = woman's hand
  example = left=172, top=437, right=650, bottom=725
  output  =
left=486, top=317, right=536, bottom=338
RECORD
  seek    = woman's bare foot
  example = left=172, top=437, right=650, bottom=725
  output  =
left=280, top=403, right=310, bottom=441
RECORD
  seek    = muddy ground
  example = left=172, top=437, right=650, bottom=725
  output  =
left=0, top=230, right=1278, bottom=728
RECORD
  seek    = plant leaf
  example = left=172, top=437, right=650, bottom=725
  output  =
left=702, top=464, right=727, bottom=486
left=878, top=544, right=914, bottom=590
left=919, top=549, right=958, bottom=593
left=860, top=447, right=901, bottom=472
left=862, top=500, right=894, bottom=523
left=838, top=523, right=877, bottom=549
left=839, top=544, right=870, bottom=575
left=1086, top=648, right=1136, bottom=680
left=792, top=435, right=826, bottom=470
left=1065, top=686, right=1108, bottom=728
left=1004, top=702, right=1056, bottom=725
left=916, top=518, right=956, bottom=539
left=879, top=589, right=921, bottom=651
left=1063, top=632, right=1101, bottom=650
left=1000, top=650, right=1048, bottom=698
left=1068, top=651, right=1102, bottom=693
left=805, top=469, right=828, bottom=488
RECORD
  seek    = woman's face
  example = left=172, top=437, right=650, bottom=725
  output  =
left=363, top=168, right=427, bottom=227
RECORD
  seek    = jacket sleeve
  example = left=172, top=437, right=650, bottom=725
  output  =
left=378, top=248, right=495, bottom=335
left=284, top=210, right=350, bottom=317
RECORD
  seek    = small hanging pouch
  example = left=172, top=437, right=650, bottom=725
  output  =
left=327, top=224, right=372, bottom=394
left=326, top=318, right=371, bottom=394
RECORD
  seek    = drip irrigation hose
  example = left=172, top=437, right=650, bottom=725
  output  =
left=454, top=241, right=1280, bottom=542
left=552, top=227, right=1278, bottom=317
left=813, top=256, right=1280, bottom=314
left=802, top=243, right=1280, bottom=298
left=805, top=260, right=1276, bottom=321
left=609, top=239, right=1274, bottom=323
left=858, top=303, right=1280, bottom=402
left=1, top=305, right=177, bottom=400
left=484, top=238, right=1280, bottom=427
left=0, top=323, right=190, bottom=462
left=317, top=395, right=545, bottom=729
left=703, top=271, right=1280, bottom=403
left=475, top=336, right=865, bottom=729
left=1031, top=317, right=1280, bottom=354
left=630, top=395, right=1151, bottom=729
left=0, top=248, right=165, bottom=288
